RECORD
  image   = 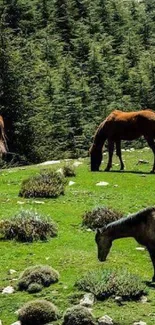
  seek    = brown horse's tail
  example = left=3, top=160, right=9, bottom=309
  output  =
left=0, top=116, right=8, bottom=156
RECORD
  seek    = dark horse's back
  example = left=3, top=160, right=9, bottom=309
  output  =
left=104, top=109, right=155, bottom=140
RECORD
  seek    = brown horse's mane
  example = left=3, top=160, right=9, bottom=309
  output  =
left=102, top=206, right=155, bottom=232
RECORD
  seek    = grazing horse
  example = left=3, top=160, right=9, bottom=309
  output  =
left=95, top=207, right=155, bottom=281
left=90, top=109, right=155, bottom=172
left=0, top=116, right=7, bottom=156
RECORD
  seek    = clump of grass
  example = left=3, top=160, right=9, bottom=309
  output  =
left=18, top=265, right=59, bottom=293
left=62, top=305, right=97, bottom=325
left=19, top=169, right=66, bottom=198
left=18, top=299, right=59, bottom=325
left=0, top=209, right=58, bottom=242
left=76, top=269, right=147, bottom=301
left=62, top=164, right=76, bottom=177
left=82, top=206, right=123, bottom=230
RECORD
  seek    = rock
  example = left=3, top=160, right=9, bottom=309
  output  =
left=115, top=296, right=123, bottom=305
left=39, top=160, right=61, bottom=165
left=80, top=293, right=95, bottom=307
left=98, top=315, right=114, bottom=325
left=136, top=247, right=145, bottom=251
left=57, top=168, right=63, bottom=175
left=8, top=269, right=17, bottom=275
left=0, top=320, right=2, bottom=325
left=68, top=181, right=75, bottom=186
left=96, top=181, right=109, bottom=186
left=140, top=295, right=148, bottom=303
left=73, top=161, right=82, bottom=167
left=2, top=286, right=14, bottom=294
left=133, top=320, right=147, bottom=325
left=137, top=159, right=149, bottom=164
left=11, top=322, right=21, bottom=325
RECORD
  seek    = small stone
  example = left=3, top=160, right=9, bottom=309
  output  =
left=140, top=295, right=148, bottom=303
left=39, top=160, right=61, bottom=166
left=136, top=247, right=145, bottom=251
left=80, top=293, right=95, bottom=307
left=137, top=159, right=149, bottom=164
left=11, top=322, right=21, bottom=325
left=68, top=181, right=75, bottom=186
left=115, top=296, right=123, bottom=304
left=0, top=320, right=2, bottom=325
left=8, top=269, right=17, bottom=275
left=73, top=161, right=82, bottom=167
left=57, top=168, right=63, bottom=175
left=98, top=315, right=113, bottom=325
left=2, top=286, right=14, bottom=294
left=96, top=181, right=109, bottom=186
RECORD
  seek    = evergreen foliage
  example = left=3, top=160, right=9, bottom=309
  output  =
left=0, top=0, right=155, bottom=162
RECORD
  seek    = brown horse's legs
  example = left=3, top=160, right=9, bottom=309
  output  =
left=116, top=140, right=124, bottom=170
left=147, top=249, right=155, bottom=281
left=105, top=140, right=114, bottom=171
left=145, top=137, right=155, bottom=173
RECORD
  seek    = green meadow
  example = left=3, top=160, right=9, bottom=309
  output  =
left=0, top=148, right=155, bottom=325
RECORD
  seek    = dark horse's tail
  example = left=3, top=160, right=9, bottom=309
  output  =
left=90, top=120, right=107, bottom=171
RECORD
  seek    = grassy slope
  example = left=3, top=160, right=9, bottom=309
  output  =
left=0, top=148, right=155, bottom=324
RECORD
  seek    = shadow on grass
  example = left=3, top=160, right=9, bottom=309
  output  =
left=99, top=169, right=153, bottom=175
left=145, top=281, right=155, bottom=288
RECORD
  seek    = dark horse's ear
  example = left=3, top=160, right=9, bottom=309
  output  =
left=96, top=228, right=102, bottom=234
left=96, top=227, right=106, bottom=234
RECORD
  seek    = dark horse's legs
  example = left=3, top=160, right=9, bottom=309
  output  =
left=145, top=137, right=155, bottom=173
left=147, top=248, right=155, bottom=281
left=105, top=140, right=114, bottom=171
left=116, top=140, right=124, bottom=170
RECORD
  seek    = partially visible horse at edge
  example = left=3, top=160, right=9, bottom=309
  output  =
left=90, top=109, right=155, bottom=173
left=0, top=116, right=8, bottom=157
left=95, top=207, right=155, bottom=282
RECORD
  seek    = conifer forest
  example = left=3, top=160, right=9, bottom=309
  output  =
left=0, top=0, right=155, bottom=162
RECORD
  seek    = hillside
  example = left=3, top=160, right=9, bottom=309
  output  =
left=0, top=0, right=155, bottom=161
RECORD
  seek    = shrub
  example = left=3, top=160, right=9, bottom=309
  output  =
left=18, top=265, right=59, bottom=293
left=82, top=206, right=123, bottom=230
left=62, top=165, right=76, bottom=177
left=76, top=269, right=148, bottom=301
left=18, top=299, right=59, bottom=325
left=62, top=305, right=96, bottom=325
left=0, top=210, right=58, bottom=242
left=19, top=169, right=66, bottom=198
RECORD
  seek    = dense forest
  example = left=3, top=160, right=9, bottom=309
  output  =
left=0, top=0, right=155, bottom=162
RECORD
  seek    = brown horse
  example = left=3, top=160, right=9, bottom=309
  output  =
left=0, top=116, right=7, bottom=156
left=95, top=207, right=155, bottom=281
left=90, top=109, right=155, bottom=172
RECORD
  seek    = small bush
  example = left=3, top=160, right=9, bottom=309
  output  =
left=18, top=299, right=59, bottom=325
left=62, top=165, right=76, bottom=177
left=82, top=206, right=123, bottom=230
left=62, top=305, right=96, bottom=325
left=76, top=269, right=147, bottom=301
left=19, top=169, right=66, bottom=198
left=18, top=265, right=59, bottom=293
left=0, top=210, right=58, bottom=242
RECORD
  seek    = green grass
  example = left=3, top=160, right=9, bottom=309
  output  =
left=0, top=149, right=155, bottom=324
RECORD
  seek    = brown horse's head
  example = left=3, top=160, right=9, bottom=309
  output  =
left=95, top=228, right=112, bottom=261
left=89, top=144, right=102, bottom=171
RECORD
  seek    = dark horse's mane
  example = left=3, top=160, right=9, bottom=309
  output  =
left=103, top=206, right=155, bottom=231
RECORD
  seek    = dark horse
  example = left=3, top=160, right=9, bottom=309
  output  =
left=95, top=207, right=155, bottom=281
left=90, top=109, right=155, bottom=172
left=0, top=116, right=7, bottom=156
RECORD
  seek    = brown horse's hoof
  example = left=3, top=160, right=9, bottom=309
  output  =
left=104, top=168, right=110, bottom=172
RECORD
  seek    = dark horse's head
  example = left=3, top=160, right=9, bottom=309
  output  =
left=89, top=144, right=102, bottom=171
left=95, top=228, right=112, bottom=262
